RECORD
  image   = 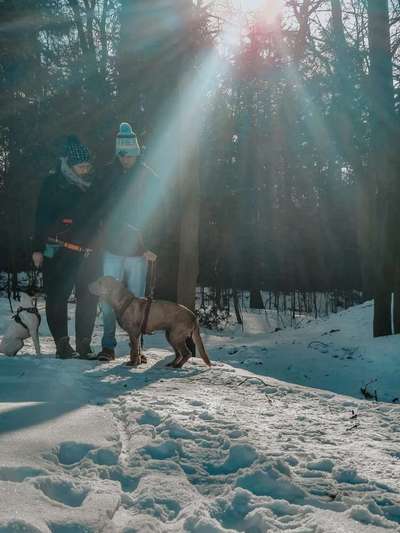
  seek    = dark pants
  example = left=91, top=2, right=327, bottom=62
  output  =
left=43, top=250, right=101, bottom=343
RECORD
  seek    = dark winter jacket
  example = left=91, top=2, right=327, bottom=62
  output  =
left=99, top=159, right=166, bottom=257
left=33, top=166, right=102, bottom=254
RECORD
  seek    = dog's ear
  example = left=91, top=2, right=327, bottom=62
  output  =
left=116, top=284, right=128, bottom=301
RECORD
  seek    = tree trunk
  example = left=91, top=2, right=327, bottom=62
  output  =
left=250, top=289, right=264, bottom=310
left=177, top=183, right=200, bottom=311
left=374, top=292, right=392, bottom=337
left=233, top=289, right=243, bottom=325
left=367, top=0, right=397, bottom=337
left=392, top=292, right=400, bottom=334
left=176, top=87, right=200, bottom=312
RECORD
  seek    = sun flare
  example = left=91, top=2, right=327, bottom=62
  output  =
left=232, top=0, right=265, bottom=11
left=232, top=0, right=283, bottom=20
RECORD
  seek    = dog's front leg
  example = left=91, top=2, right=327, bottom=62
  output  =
left=127, top=335, right=141, bottom=367
left=139, top=335, right=147, bottom=364
left=32, top=332, right=41, bottom=356
left=30, top=326, right=41, bottom=356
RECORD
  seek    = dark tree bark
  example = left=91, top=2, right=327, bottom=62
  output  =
left=250, top=289, right=264, bottom=310
left=367, top=0, right=397, bottom=337
left=393, top=291, right=400, bottom=334
left=233, top=290, right=243, bottom=326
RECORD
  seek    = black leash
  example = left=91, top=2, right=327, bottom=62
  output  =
left=141, top=297, right=152, bottom=334
left=8, top=288, right=20, bottom=314
left=149, top=260, right=157, bottom=298
left=8, top=293, right=14, bottom=315
left=115, top=294, right=136, bottom=326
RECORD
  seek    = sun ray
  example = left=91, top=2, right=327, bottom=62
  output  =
left=112, top=9, right=238, bottom=234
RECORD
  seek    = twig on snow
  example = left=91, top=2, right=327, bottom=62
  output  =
left=183, top=374, right=274, bottom=404
left=235, top=376, right=273, bottom=404
left=360, top=379, right=378, bottom=401
left=346, top=422, right=360, bottom=431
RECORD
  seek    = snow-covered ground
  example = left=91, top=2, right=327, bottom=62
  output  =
left=0, top=296, right=399, bottom=532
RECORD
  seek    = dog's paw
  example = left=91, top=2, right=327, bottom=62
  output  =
left=166, top=356, right=182, bottom=368
left=126, top=358, right=140, bottom=368
left=174, top=356, right=190, bottom=369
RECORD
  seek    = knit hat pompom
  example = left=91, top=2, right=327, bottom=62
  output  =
left=116, top=122, right=141, bottom=157
left=64, top=135, right=91, bottom=166
left=119, top=123, right=133, bottom=136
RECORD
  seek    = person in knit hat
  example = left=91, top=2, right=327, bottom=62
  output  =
left=60, top=135, right=93, bottom=191
left=32, top=135, right=102, bottom=359
left=116, top=122, right=141, bottom=158
left=96, top=122, right=165, bottom=362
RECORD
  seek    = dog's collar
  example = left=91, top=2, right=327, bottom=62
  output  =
left=115, top=295, right=137, bottom=323
left=115, top=295, right=152, bottom=334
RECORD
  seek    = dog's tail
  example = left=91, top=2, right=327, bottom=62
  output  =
left=192, top=320, right=212, bottom=367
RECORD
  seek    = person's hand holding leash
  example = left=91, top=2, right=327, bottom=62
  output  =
left=144, top=250, right=157, bottom=262
left=32, top=252, right=44, bottom=269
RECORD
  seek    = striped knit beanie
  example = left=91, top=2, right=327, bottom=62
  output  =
left=116, top=123, right=141, bottom=157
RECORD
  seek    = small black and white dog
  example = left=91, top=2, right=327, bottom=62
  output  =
left=0, top=293, right=41, bottom=356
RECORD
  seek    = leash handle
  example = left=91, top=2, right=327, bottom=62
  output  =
left=48, top=236, right=93, bottom=255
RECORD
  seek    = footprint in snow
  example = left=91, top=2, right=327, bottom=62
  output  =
left=33, top=476, right=89, bottom=507
left=55, top=442, right=96, bottom=466
left=205, top=444, right=258, bottom=475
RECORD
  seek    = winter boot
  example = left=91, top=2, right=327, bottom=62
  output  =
left=96, top=347, right=115, bottom=362
left=76, top=337, right=95, bottom=359
left=56, top=336, right=78, bottom=359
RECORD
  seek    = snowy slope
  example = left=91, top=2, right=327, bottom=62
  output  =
left=0, top=297, right=399, bottom=532
left=210, top=301, right=400, bottom=403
